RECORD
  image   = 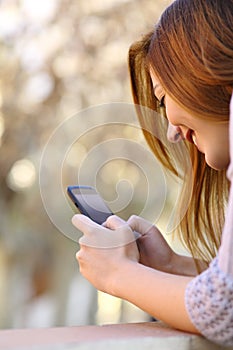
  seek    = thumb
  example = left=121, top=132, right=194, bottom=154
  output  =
left=104, top=215, right=127, bottom=230
left=105, top=215, right=141, bottom=240
left=127, top=215, right=157, bottom=236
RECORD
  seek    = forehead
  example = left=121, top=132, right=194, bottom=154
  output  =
left=149, top=68, right=164, bottom=100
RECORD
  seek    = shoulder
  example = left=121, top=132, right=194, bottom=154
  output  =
left=227, top=93, right=233, bottom=180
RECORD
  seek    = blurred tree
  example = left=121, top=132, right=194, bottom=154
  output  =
left=0, top=0, right=172, bottom=328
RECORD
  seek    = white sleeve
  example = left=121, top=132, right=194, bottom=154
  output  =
left=185, top=257, right=233, bottom=346
left=185, top=94, right=233, bottom=346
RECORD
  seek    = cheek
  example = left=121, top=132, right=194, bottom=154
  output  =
left=165, top=114, right=178, bottom=128
left=165, top=101, right=183, bottom=125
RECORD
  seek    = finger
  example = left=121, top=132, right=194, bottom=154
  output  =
left=105, top=215, right=141, bottom=240
left=104, top=215, right=127, bottom=230
left=73, top=214, right=137, bottom=248
left=127, top=215, right=155, bottom=236
left=72, top=214, right=104, bottom=235
left=76, top=250, right=81, bottom=262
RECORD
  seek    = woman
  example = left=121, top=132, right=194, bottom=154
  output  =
left=72, top=0, right=233, bottom=345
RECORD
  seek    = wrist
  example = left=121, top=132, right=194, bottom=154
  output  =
left=110, top=259, right=140, bottom=298
left=171, top=253, right=203, bottom=276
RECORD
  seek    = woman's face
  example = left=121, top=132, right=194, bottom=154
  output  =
left=150, top=71, right=230, bottom=170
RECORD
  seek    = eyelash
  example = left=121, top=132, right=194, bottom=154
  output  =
left=159, top=96, right=166, bottom=108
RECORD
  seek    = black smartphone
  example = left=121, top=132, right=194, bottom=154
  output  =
left=67, top=185, right=113, bottom=225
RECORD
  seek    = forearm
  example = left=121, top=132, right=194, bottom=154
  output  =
left=112, top=260, right=198, bottom=333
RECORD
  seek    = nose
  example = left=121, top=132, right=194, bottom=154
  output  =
left=167, top=122, right=183, bottom=143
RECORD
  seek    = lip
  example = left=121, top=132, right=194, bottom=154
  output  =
left=185, top=129, right=194, bottom=144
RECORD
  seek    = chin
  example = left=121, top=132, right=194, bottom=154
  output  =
left=206, top=158, right=229, bottom=171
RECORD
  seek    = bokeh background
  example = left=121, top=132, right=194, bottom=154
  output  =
left=0, top=0, right=176, bottom=329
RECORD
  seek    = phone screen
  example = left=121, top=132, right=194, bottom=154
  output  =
left=67, top=186, right=113, bottom=224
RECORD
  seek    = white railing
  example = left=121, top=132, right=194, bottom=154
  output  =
left=0, top=322, right=231, bottom=350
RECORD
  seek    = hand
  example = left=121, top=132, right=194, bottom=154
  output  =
left=127, top=215, right=178, bottom=274
left=72, top=214, right=139, bottom=294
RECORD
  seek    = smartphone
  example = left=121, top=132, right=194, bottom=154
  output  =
left=67, top=185, right=113, bottom=225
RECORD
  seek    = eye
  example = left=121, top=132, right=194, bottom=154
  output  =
left=159, top=95, right=166, bottom=108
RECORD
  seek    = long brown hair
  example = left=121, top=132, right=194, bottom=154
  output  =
left=128, top=0, right=233, bottom=264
